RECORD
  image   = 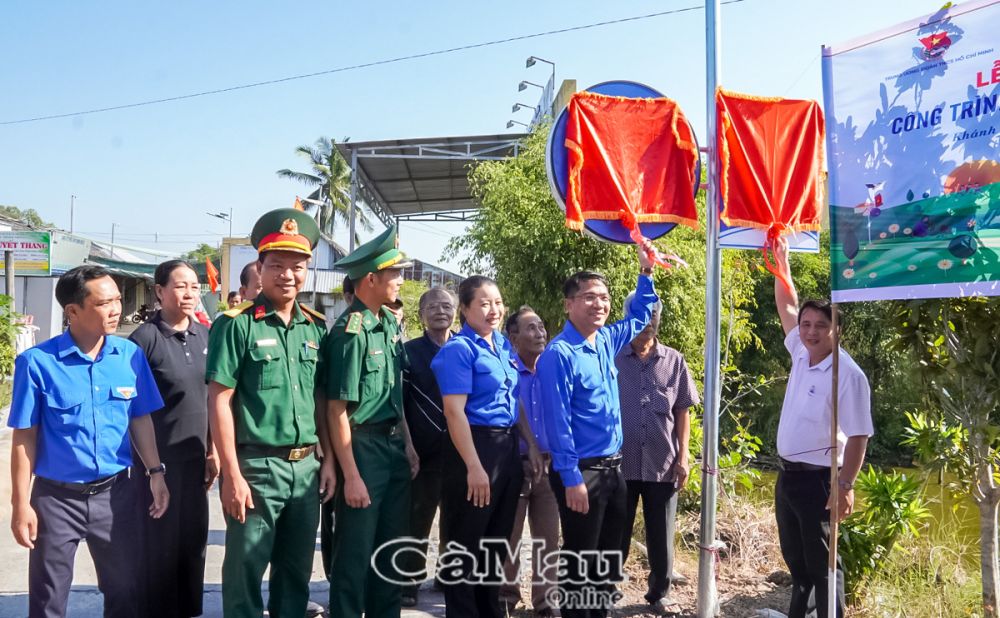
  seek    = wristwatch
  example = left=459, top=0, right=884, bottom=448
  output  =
left=838, top=479, right=853, bottom=491
left=146, top=463, right=167, bottom=477
left=640, top=266, right=654, bottom=276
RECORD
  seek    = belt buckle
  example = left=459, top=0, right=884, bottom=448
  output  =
left=288, top=447, right=308, bottom=461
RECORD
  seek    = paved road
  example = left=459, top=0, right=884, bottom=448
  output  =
left=0, top=420, right=446, bottom=617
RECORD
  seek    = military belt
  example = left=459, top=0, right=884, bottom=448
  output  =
left=240, top=444, right=317, bottom=461
left=351, top=421, right=401, bottom=436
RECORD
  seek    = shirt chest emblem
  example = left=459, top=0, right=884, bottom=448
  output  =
left=306, top=340, right=319, bottom=350
left=255, top=338, right=278, bottom=347
left=116, top=386, right=136, bottom=399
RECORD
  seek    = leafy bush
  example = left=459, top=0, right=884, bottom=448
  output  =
left=0, top=294, right=20, bottom=377
left=839, top=465, right=931, bottom=600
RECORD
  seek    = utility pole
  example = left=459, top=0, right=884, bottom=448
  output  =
left=70, top=195, right=76, bottom=233
left=110, top=223, right=117, bottom=260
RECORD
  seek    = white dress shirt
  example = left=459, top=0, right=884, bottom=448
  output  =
left=776, top=326, right=873, bottom=467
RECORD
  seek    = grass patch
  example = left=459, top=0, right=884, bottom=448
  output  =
left=851, top=525, right=981, bottom=617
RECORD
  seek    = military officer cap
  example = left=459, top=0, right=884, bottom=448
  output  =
left=250, top=208, right=320, bottom=257
left=334, top=226, right=413, bottom=281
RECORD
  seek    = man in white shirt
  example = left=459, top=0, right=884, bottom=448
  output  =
left=772, top=239, right=873, bottom=618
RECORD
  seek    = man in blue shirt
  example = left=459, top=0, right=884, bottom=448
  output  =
left=538, top=246, right=657, bottom=618
left=8, top=265, right=169, bottom=618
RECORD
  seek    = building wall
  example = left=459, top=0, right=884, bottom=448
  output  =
left=11, top=276, right=62, bottom=343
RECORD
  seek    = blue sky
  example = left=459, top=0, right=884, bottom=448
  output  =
left=0, top=0, right=925, bottom=272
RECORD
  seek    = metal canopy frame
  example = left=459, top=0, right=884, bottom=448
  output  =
left=337, top=134, right=527, bottom=243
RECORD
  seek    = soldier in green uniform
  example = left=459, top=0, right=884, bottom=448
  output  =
left=324, top=226, right=419, bottom=618
left=207, top=208, right=336, bottom=618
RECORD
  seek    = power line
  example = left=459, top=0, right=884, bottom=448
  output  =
left=1, top=1, right=746, bottom=126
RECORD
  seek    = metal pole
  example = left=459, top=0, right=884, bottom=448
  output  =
left=70, top=195, right=75, bottom=233
left=228, top=207, right=233, bottom=238
left=829, top=306, right=841, bottom=618
left=349, top=149, right=359, bottom=253
left=697, top=1, right=722, bottom=616
left=4, top=250, right=14, bottom=302
left=110, top=223, right=117, bottom=260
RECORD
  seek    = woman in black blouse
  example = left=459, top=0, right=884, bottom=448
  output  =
left=129, top=259, right=215, bottom=618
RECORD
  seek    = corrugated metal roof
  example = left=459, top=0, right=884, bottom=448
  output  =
left=303, top=269, right=345, bottom=294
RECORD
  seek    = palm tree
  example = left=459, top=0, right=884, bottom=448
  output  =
left=276, top=137, right=372, bottom=242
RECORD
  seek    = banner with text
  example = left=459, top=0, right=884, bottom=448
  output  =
left=0, top=231, right=52, bottom=276
left=822, top=0, right=1000, bottom=302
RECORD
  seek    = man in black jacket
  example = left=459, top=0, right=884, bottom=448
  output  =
left=400, top=287, right=456, bottom=607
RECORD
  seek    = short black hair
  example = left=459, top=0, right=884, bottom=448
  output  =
left=55, top=265, right=113, bottom=308
left=563, top=271, right=608, bottom=298
left=227, top=291, right=240, bottom=302
left=505, top=305, right=538, bottom=335
left=798, top=299, right=841, bottom=326
left=154, top=259, right=195, bottom=288
left=239, top=261, right=258, bottom=288
left=342, top=277, right=355, bottom=295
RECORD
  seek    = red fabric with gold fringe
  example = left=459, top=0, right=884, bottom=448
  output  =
left=564, top=91, right=699, bottom=236
left=716, top=88, right=825, bottom=290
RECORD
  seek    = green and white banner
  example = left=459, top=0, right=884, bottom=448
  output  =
left=822, top=0, right=1000, bottom=302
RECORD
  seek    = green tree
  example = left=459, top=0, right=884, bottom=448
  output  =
left=0, top=205, right=52, bottom=228
left=276, top=137, right=373, bottom=243
left=182, top=243, right=220, bottom=263
left=399, top=279, right=430, bottom=338
left=892, top=297, right=1000, bottom=617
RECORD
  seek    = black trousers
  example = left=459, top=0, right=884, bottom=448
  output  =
left=29, top=470, right=138, bottom=618
left=137, top=457, right=208, bottom=618
left=775, top=469, right=845, bottom=618
left=320, top=495, right=335, bottom=580
left=440, top=428, right=523, bottom=618
left=621, top=480, right=677, bottom=603
left=549, top=463, right=627, bottom=618
left=401, top=449, right=444, bottom=595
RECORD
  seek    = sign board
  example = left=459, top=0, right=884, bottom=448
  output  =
left=0, top=231, right=51, bottom=276
left=823, top=0, right=1000, bottom=302
left=50, top=232, right=92, bottom=275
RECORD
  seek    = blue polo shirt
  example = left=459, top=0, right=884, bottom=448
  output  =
left=515, top=354, right=548, bottom=455
left=538, top=275, right=658, bottom=486
left=8, top=331, right=164, bottom=483
left=431, top=324, right=519, bottom=427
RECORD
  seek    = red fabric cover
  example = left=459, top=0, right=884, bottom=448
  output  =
left=564, top=91, right=699, bottom=234
left=716, top=88, right=825, bottom=288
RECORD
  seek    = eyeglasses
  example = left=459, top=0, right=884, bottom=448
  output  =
left=573, top=293, right=612, bottom=305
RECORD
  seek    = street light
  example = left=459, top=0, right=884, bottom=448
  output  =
left=506, top=120, right=530, bottom=129
left=206, top=208, right=233, bottom=238
left=512, top=103, right=537, bottom=114
left=525, top=55, right=555, bottom=70
left=518, top=80, right=544, bottom=92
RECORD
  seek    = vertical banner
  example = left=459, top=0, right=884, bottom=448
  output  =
left=823, top=0, right=1000, bottom=302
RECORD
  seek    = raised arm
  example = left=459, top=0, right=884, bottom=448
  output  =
left=774, top=237, right=799, bottom=336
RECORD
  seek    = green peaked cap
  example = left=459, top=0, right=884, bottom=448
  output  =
left=250, top=208, right=320, bottom=256
left=334, top=226, right=413, bottom=280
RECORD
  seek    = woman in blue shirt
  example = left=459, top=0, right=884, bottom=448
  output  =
left=431, top=275, right=527, bottom=618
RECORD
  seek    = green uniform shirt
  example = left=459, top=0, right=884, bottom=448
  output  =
left=323, top=299, right=404, bottom=425
left=206, top=297, right=326, bottom=447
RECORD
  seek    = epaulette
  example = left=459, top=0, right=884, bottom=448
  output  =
left=301, top=304, right=326, bottom=323
left=345, top=311, right=363, bottom=335
left=221, top=300, right=254, bottom=318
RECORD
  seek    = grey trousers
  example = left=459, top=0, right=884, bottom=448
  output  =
left=29, top=470, right=139, bottom=618
left=500, top=458, right=561, bottom=611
